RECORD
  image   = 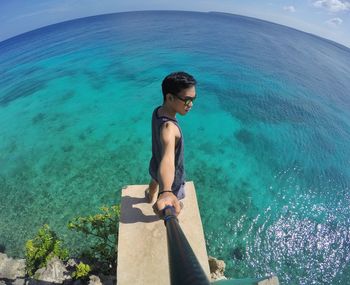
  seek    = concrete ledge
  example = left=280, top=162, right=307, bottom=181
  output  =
left=258, top=276, right=279, bottom=285
left=117, top=181, right=210, bottom=285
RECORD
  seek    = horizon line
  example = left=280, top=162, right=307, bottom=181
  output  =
left=1, top=9, right=349, bottom=50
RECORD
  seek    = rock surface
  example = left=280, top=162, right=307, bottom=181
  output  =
left=34, top=256, right=70, bottom=283
left=208, top=256, right=226, bottom=281
left=1, top=253, right=229, bottom=284
left=258, top=276, right=280, bottom=285
left=88, top=275, right=102, bottom=285
left=0, top=253, right=26, bottom=280
left=0, top=253, right=119, bottom=285
left=12, top=279, right=25, bottom=285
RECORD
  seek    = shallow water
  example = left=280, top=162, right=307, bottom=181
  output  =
left=1, top=11, right=350, bottom=284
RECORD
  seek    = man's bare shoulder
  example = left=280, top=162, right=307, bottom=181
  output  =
left=160, top=121, right=181, bottom=141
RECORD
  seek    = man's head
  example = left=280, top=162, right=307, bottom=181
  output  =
left=162, top=71, right=197, bottom=115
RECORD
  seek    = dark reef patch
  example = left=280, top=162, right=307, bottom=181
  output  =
left=22, top=66, right=42, bottom=77
left=231, top=245, right=245, bottom=260
left=84, top=70, right=107, bottom=91
left=228, top=181, right=253, bottom=213
left=79, top=133, right=87, bottom=141
left=235, top=129, right=253, bottom=145
left=59, top=90, right=75, bottom=102
left=234, top=128, right=280, bottom=172
left=219, top=89, right=318, bottom=125
left=7, top=141, right=17, bottom=153
left=56, top=124, right=67, bottom=132
left=32, top=112, right=46, bottom=124
left=198, top=142, right=216, bottom=154
left=53, top=68, right=77, bottom=79
left=78, top=126, right=95, bottom=141
left=0, top=79, right=47, bottom=106
left=62, top=145, right=74, bottom=153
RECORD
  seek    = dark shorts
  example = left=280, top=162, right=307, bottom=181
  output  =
left=173, top=182, right=186, bottom=200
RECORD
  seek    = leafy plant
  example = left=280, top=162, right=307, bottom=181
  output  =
left=25, top=224, right=69, bottom=276
left=68, top=204, right=120, bottom=273
left=72, top=262, right=91, bottom=279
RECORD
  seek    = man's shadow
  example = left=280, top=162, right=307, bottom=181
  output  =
left=120, top=194, right=159, bottom=224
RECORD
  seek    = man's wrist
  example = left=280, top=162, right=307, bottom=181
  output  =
left=158, top=190, right=173, bottom=198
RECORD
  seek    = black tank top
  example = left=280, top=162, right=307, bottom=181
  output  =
left=149, top=106, right=185, bottom=191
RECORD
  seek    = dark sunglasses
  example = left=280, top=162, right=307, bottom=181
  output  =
left=173, top=94, right=197, bottom=106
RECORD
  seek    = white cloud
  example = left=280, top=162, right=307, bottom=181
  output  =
left=283, top=5, right=296, bottom=12
left=313, top=0, right=350, bottom=12
left=325, top=17, right=343, bottom=26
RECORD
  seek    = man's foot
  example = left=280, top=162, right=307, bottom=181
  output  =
left=145, top=188, right=157, bottom=203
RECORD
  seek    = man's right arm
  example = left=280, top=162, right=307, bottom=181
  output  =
left=155, top=122, right=182, bottom=216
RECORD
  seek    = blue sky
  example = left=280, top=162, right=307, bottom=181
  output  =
left=1, top=0, right=350, bottom=47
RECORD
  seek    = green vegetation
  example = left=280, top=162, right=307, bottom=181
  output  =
left=24, top=204, right=120, bottom=278
left=68, top=204, right=120, bottom=273
left=25, top=224, right=69, bottom=276
left=72, top=262, right=91, bottom=279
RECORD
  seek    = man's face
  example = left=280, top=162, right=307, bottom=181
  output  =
left=173, top=86, right=196, bottom=115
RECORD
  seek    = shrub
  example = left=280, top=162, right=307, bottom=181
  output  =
left=72, top=262, right=91, bottom=279
left=25, top=224, right=69, bottom=276
left=68, top=204, right=120, bottom=273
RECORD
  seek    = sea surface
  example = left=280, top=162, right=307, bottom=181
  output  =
left=1, top=11, right=350, bottom=284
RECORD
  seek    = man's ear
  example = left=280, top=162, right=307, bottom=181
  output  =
left=166, top=93, right=173, bottom=102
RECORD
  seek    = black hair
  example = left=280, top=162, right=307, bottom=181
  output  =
left=162, top=71, right=196, bottom=101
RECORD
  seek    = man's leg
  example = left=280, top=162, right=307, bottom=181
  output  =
left=147, top=178, right=158, bottom=203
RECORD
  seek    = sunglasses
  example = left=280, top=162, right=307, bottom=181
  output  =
left=173, top=94, right=197, bottom=106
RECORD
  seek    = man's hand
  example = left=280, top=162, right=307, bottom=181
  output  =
left=154, top=192, right=182, bottom=217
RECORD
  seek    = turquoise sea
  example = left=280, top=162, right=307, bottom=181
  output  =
left=1, top=11, right=350, bottom=284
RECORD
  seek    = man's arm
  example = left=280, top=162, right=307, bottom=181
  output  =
left=155, top=122, right=182, bottom=215
left=158, top=122, right=176, bottom=190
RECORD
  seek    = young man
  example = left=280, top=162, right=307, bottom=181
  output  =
left=148, top=71, right=197, bottom=216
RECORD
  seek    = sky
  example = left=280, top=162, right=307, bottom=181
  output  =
left=1, top=0, right=350, bottom=48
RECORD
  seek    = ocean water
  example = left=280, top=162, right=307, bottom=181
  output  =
left=1, top=11, right=350, bottom=284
